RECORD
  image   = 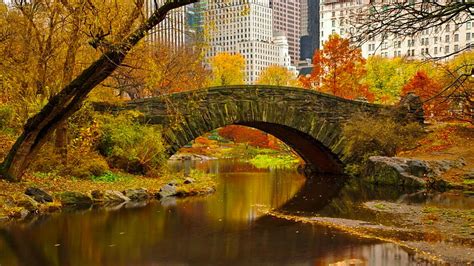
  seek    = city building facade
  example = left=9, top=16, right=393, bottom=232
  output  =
left=205, top=0, right=294, bottom=84
left=319, top=0, right=473, bottom=59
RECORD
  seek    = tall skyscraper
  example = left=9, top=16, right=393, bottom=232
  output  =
left=185, top=2, right=207, bottom=44
left=299, top=0, right=319, bottom=61
left=205, top=0, right=294, bottom=84
left=270, top=0, right=301, bottom=65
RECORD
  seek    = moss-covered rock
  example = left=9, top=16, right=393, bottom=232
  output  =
left=59, top=192, right=93, bottom=207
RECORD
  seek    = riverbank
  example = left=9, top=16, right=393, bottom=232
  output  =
left=360, top=123, right=474, bottom=192
left=270, top=194, right=474, bottom=264
left=0, top=170, right=216, bottom=225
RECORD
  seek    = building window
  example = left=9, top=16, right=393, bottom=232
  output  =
left=445, top=45, right=449, bottom=53
left=454, top=34, right=459, bottom=42
left=445, top=35, right=450, bottom=43
left=467, top=33, right=471, bottom=41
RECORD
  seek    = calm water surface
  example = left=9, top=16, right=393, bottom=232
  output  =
left=0, top=159, right=437, bottom=265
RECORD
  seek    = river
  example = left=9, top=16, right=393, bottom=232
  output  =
left=0, top=159, right=439, bottom=265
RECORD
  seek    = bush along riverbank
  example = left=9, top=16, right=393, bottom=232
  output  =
left=0, top=170, right=216, bottom=225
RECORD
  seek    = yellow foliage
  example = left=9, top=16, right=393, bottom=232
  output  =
left=257, top=65, right=300, bottom=86
left=208, top=52, right=246, bottom=86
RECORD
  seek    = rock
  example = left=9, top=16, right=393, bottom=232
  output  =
left=59, top=192, right=93, bottom=207
left=104, top=190, right=130, bottom=203
left=25, top=187, right=53, bottom=203
left=91, top=190, right=105, bottom=201
left=406, top=160, right=429, bottom=177
left=183, top=178, right=195, bottom=184
left=15, top=195, right=39, bottom=212
left=9, top=208, right=29, bottom=219
left=364, top=156, right=427, bottom=187
left=122, top=189, right=148, bottom=201
left=364, top=156, right=455, bottom=189
left=156, top=184, right=178, bottom=199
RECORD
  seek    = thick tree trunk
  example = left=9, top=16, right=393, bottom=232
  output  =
left=55, top=122, right=68, bottom=164
left=0, top=0, right=198, bottom=182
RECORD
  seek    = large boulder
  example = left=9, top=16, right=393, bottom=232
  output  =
left=25, top=187, right=53, bottom=203
left=59, top=192, right=93, bottom=207
left=105, top=190, right=130, bottom=203
left=156, top=184, right=178, bottom=199
left=122, top=188, right=149, bottom=201
left=364, top=156, right=457, bottom=188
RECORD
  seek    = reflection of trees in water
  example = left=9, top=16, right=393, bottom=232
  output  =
left=0, top=167, right=424, bottom=265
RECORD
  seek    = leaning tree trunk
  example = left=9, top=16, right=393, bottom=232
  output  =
left=0, top=0, right=198, bottom=182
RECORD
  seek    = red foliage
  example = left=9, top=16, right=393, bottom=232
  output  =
left=300, top=34, right=373, bottom=101
left=402, top=70, right=448, bottom=118
left=218, top=125, right=276, bottom=149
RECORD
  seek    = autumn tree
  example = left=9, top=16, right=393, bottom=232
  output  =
left=365, top=56, right=422, bottom=104
left=103, top=42, right=209, bottom=99
left=436, top=51, right=473, bottom=122
left=218, top=125, right=272, bottom=149
left=208, top=52, right=245, bottom=86
left=257, top=65, right=299, bottom=87
left=300, top=34, right=373, bottom=101
left=0, top=0, right=198, bottom=182
left=402, top=71, right=448, bottom=119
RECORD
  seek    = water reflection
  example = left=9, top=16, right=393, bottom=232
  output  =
left=0, top=160, right=432, bottom=265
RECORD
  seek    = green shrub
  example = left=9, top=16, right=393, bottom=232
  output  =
left=342, top=113, right=424, bottom=175
left=67, top=153, right=109, bottom=179
left=96, top=112, right=166, bottom=174
left=31, top=144, right=109, bottom=179
left=31, top=143, right=109, bottom=179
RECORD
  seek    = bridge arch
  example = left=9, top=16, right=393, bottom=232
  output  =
left=118, top=85, right=416, bottom=175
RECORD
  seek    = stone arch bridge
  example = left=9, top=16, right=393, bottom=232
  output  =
left=98, top=85, right=422, bottom=175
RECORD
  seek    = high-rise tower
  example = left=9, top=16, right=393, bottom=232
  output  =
left=270, top=0, right=301, bottom=65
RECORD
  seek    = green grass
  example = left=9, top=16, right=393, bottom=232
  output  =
left=91, top=171, right=126, bottom=182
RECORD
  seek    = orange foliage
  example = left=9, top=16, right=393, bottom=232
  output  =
left=415, top=126, right=456, bottom=153
left=218, top=125, right=275, bottom=149
left=402, top=70, right=448, bottom=118
left=195, top=136, right=213, bottom=146
left=300, top=34, right=373, bottom=101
